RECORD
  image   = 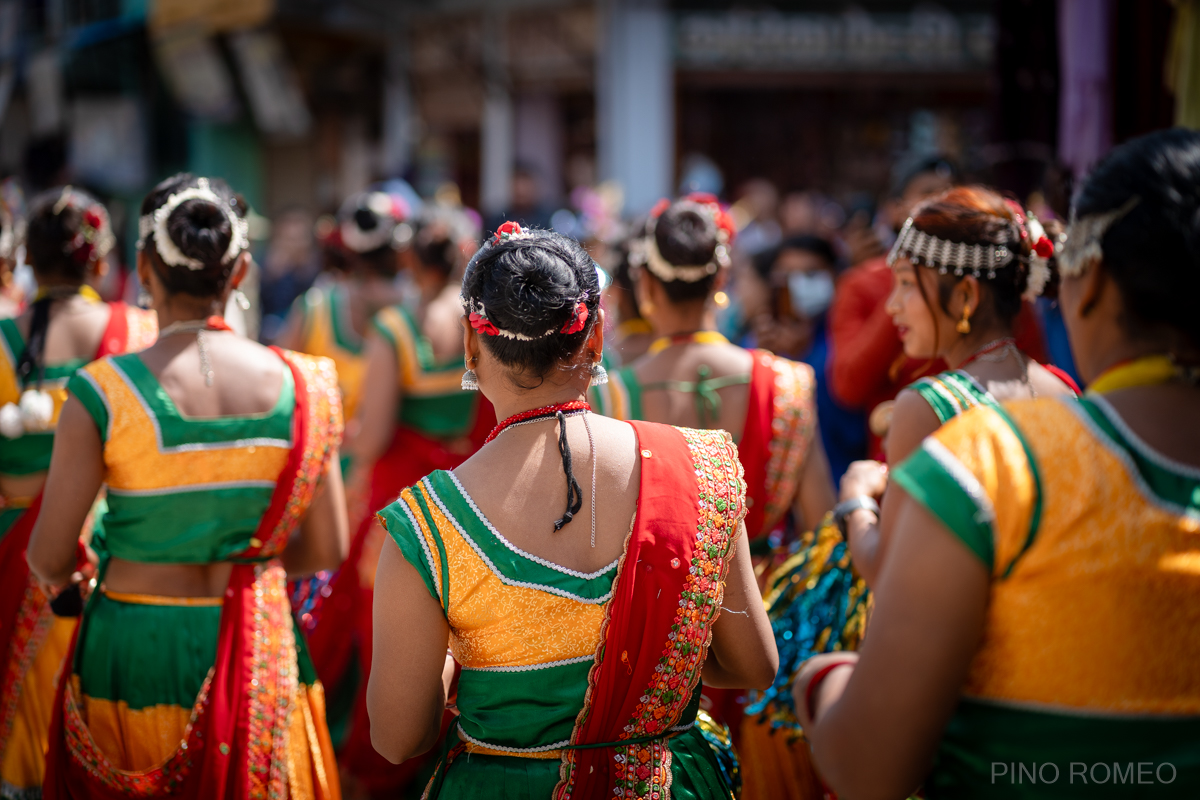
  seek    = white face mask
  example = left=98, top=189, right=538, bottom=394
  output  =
left=787, top=271, right=835, bottom=318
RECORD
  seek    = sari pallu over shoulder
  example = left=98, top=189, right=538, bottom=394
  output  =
left=555, top=421, right=746, bottom=800
left=43, top=349, right=343, bottom=800
left=0, top=301, right=156, bottom=773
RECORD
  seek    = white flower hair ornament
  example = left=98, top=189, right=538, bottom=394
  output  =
left=136, top=178, right=249, bottom=271
left=1022, top=214, right=1053, bottom=302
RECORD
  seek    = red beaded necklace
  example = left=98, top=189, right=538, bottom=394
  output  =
left=485, top=399, right=591, bottom=444
left=960, top=337, right=1018, bottom=368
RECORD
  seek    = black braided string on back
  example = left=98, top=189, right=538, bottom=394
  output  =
left=15, top=297, right=52, bottom=389
left=553, top=410, right=583, bottom=531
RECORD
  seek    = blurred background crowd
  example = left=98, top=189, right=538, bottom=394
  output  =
left=0, top=0, right=1196, bottom=482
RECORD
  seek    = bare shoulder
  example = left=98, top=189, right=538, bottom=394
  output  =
left=1027, top=361, right=1076, bottom=398
left=885, top=388, right=942, bottom=465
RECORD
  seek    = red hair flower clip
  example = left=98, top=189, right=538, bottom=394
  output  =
left=561, top=301, right=588, bottom=335
left=649, top=198, right=671, bottom=219
left=491, top=220, right=526, bottom=245
left=1033, top=235, right=1055, bottom=259
left=469, top=309, right=500, bottom=337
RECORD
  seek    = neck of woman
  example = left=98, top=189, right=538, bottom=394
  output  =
left=156, top=295, right=224, bottom=330
left=942, top=322, right=1016, bottom=370
left=646, top=299, right=710, bottom=340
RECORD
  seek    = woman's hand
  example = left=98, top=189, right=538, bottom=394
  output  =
left=839, top=460, right=888, bottom=503
left=793, top=652, right=859, bottom=729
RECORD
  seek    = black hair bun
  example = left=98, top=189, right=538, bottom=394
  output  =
left=462, top=228, right=600, bottom=385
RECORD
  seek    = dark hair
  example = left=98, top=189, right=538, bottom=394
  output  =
left=757, top=234, right=838, bottom=280
left=907, top=186, right=1034, bottom=339
left=647, top=200, right=722, bottom=303
left=412, top=207, right=471, bottom=277
left=338, top=191, right=405, bottom=277
left=1074, top=127, right=1200, bottom=351
left=26, top=186, right=109, bottom=282
left=891, top=154, right=957, bottom=198
left=462, top=228, right=600, bottom=387
left=140, top=173, right=247, bottom=298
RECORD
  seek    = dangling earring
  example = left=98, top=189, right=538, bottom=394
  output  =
left=461, top=358, right=479, bottom=391
left=589, top=360, right=609, bottom=387
left=956, top=304, right=972, bottom=335
left=137, top=284, right=152, bottom=309
left=234, top=289, right=250, bottom=310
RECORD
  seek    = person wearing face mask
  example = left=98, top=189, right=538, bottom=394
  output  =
left=753, top=236, right=866, bottom=482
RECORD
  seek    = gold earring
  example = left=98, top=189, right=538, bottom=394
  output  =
left=956, top=305, right=972, bottom=335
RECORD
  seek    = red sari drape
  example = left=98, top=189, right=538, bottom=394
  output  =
left=553, top=421, right=745, bottom=800
left=43, top=350, right=341, bottom=800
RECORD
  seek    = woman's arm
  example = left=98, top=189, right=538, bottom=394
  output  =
left=28, top=398, right=105, bottom=589
left=346, top=332, right=399, bottom=469
left=281, top=452, right=349, bottom=577
left=794, top=426, right=836, bottom=533
left=368, top=536, right=451, bottom=763
left=795, top=491, right=990, bottom=800
left=702, top=523, right=779, bottom=689
left=847, top=389, right=941, bottom=586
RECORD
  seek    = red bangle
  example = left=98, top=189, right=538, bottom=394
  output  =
left=804, top=658, right=856, bottom=723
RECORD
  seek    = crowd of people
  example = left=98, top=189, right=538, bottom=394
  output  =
left=0, top=125, right=1190, bottom=800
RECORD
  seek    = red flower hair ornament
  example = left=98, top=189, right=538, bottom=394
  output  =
left=491, top=220, right=533, bottom=246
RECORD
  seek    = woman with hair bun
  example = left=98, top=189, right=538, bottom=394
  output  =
left=30, top=173, right=348, bottom=799
left=314, top=201, right=490, bottom=797
left=367, top=222, right=777, bottom=800
left=796, top=127, right=1200, bottom=798
left=276, top=190, right=410, bottom=424
left=0, top=186, right=156, bottom=797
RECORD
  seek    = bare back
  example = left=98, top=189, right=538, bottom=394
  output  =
left=633, top=342, right=755, bottom=439
left=451, top=413, right=640, bottom=575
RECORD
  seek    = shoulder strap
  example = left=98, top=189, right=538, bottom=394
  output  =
left=985, top=402, right=1044, bottom=579
left=910, top=371, right=997, bottom=425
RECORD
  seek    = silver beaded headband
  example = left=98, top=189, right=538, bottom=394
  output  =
left=887, top=217, right=1016, bottom=279
left=631, top=204, right=731, bottom=284
left=341, top=192, right=403, bottom=254
left=136, top=178, right=249, bottom=271
left=463, top=295, right=589, bottom=341
left=1057, top=197, right=1140, bottom=277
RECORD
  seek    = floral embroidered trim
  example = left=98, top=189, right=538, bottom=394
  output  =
left=63, top=671, right=210, bottom=794
left=253, top=353, right=343, bottom=558
left=245, top=563, right=298, bottom=800
left=0, top=580, right=53, bottom=761
left=760, top=358, right=816, bottom=536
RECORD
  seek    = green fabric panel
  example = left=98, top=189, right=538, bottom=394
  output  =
left=928, top=698, right=1200, bottom=799
left=909, top=371, right=995, bottom=425
left=618, top=365, right=643, bottom=421
left=0, top=431, right=55, bottom=474
left=456, top=661, right=592, bottom=750
left=399, top=393, right=479, bottom=438
left=1077, top=397, right=1200, bottom=512
left=424, top=471, right=618, bottom=601
left=0, top=318, right=22, bottom=362
left=378, top=498, right=444, bottom=610
left=107, top=353, right=294, bottom=448
left=102, top=485, right=274, bottom=563
left=68, top=372, right=109, bottom=443
left=327, top=285, right=363, bottom=354
left=396, top=304, right=462, bottom=373
left=892, top=446, right=994, bottom=569
left=78, top=592, right=220, bottom=710
left=0, top=507, right=25, bottom=540
left=667, top=724, right=736, bottom=800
